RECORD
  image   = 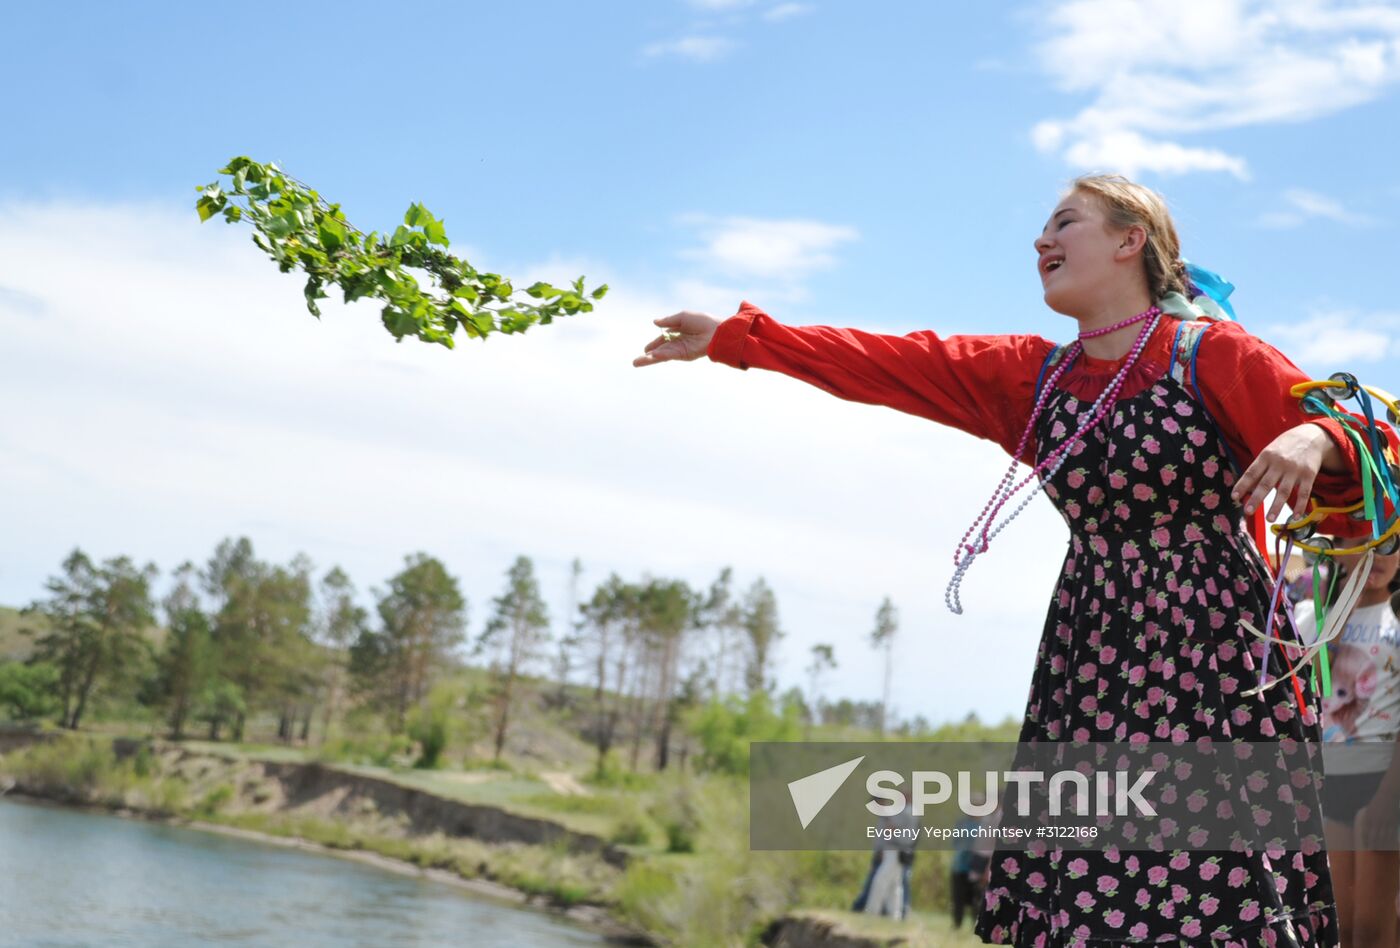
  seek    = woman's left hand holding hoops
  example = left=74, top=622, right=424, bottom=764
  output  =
left=1232, top=424, right=1345, bottom=520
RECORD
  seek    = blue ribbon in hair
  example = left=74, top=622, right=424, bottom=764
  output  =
left=1183, top=261, right=1236, bottom=321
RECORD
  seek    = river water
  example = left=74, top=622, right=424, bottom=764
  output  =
left=0, top=797, right=607, bottom=947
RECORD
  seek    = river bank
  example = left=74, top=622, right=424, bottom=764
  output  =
left=0, top=794, right=615, bottom=946
left=0, top=729, right=968, bottom=947
left=0, top=730, right=652, bottom=945
left=1, top=790, right=632, bottom=939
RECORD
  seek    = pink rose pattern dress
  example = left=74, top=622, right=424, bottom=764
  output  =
left=975, top=371, right=1337, bottom=947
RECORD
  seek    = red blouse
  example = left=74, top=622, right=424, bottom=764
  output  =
left=707, top=301, right=1364, bottom=508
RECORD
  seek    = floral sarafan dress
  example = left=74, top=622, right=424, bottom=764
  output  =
left=974, top=352, right=1335, bottom=947
left=706, top=304, right=1366, bottom=947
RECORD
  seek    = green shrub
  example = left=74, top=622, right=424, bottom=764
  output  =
left=609, top=818, right=652, bottom=847
left=651, top=779, right=702, bottom=854
left=0, top=661, right=60, bottom=720
left=3, top=735, right=123, bottom=800
left=195, top=783, right=235, bottom=817
left=686, top=692, right=801, bottom=776
left=663, top=820, right=695, bottom=854
left=142, top=776, right=189, bottom=815
left=406, top=707, right=449, bottom=770
left=316, top=730, right=414, bottom=768
left=586, top=752, right=654, bottom=790
left=130, top=745, right=153, bottom=778
left=406, top=684, right=459, bottom=770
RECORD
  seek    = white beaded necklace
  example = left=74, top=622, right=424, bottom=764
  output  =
left=944, top=308, right=1163, bottom=614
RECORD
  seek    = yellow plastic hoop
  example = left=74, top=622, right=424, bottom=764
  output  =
left=1290, top=380, right=1400, bottom=427
left=1278, top=518, right=1400, bottom=557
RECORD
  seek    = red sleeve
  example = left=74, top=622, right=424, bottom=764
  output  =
left=706, top=301, right=1055, bottom=458
left=1193, top=321, right=1362, bottom=507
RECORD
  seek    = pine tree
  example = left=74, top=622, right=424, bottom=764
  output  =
left=478, top=556, right=550, bottom=761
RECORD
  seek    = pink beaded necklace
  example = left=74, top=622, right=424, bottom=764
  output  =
left=944, top=306, right=1162, bottom=614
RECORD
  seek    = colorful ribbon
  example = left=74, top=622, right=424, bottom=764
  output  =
left=1182, top=261, right=1236, bottom=321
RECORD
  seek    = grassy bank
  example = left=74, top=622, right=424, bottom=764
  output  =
left=0, top=733, right=988, bottom=946
left=0, top=735, right=623, bottom=916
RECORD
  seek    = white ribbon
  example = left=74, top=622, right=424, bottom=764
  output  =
left=1238, top=550, right=1374, bottom=698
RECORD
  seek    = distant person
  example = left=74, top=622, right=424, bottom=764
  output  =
left=852, top=793, right=917, bottom=919
left=950, top=794, right=992, bottom=929
left=1297, top=548, right=1400, bottom=947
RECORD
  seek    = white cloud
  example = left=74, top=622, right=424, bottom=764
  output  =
left=1031, top=0, right=1400, bottom=177
left=763, top=2, right=811, bottom=21
left=0, top=200, right=1065, bottom=725
left=679, top=214, right=858, bottom=282
left=1059, top=129, right=1250, bottom=179
left=1258, top=187, right=1376, bottom=227
left=642, top=35, right=735, bottom=62
left=646, top=0, right=808, bottom=61
left=1262, top=311, right=1399, bottom=366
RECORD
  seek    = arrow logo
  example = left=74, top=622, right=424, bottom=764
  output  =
left=787, top=755, right=865, bottom=829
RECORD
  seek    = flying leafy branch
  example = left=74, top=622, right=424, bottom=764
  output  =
left=196, top=156, right=606, bottom=348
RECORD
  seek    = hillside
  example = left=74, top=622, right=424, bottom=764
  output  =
left=0, top=604, right=165, bottom=664
left=0, top=606, right=42, bottom=661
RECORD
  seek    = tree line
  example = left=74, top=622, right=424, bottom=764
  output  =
left=0, top=540, right=913, bottom=773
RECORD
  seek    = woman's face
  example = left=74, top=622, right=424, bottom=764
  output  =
left=1034, top=190, right=1134, bottom=317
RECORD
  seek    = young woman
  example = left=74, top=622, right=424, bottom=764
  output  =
left=1298, top=549, right=1400, bottom=948
left=634, top=174, right=1369, bottom=946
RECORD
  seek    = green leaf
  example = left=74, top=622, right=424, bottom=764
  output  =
left=382, top=307, right=419, bottom=339
left=318, top=218, right=347, bottom=253
left=304, top=278, right=325, bottom=317
left=205, top=156, right=598, bottom=349
left=591, top=284, right=610, bottom=300
left=423, top=218, right=448, bottom=247
left=342, top=273, right=375, bottom=303
left=196, top=195, right=224, bottom=222
left=265, top=215, right=294, bottom=238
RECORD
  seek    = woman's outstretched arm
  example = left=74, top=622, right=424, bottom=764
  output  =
left=633, top=301, right=1055, bottom=459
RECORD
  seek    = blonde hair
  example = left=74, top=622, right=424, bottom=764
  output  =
left=1070, top=173, right=1187, bottom=302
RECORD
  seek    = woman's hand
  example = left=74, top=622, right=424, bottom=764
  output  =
left=633, top=311, right=721, bottom=368
left=1232, top=424, right=1343, bottom=520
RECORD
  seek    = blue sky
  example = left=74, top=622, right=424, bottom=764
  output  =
left=3, top=1, right=1400, bottom=724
